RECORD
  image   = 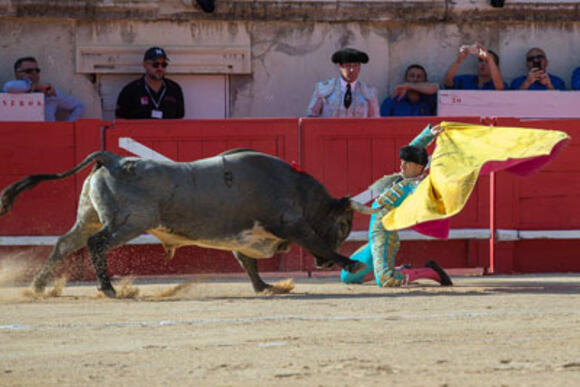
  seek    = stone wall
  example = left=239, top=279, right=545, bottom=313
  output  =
left=1, top=0, right=579, bottom=118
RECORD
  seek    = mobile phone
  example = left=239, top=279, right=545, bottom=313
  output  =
left=466, top=45, right=479, bottom=56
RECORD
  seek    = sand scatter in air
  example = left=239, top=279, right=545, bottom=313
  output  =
left=0, top=251, right=39, bottom=285
left=93, top=276, right=140, bottom=299
left=47, top=276, right=67, bottom=297
left=151, top=281, right=195, bottom=299
left=18, top=276, right=67, bottom=300
left=148, top=274, right=216, bottom=300
left=21, top=288, right=43, bottom=300
left=263, top=279, right=295, bottom=295
left=114, top=276, right=140, bottom=299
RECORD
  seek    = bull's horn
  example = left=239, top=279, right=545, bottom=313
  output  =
left=349, top=200, right=379, bottom=215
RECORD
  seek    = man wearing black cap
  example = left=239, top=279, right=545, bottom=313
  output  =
left=306, top=48, right=379, bottom=117
left=116, top=47, right=185, bottom=119
left=340, top=123, right=453, bottom=288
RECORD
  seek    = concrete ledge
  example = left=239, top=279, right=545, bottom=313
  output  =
left=2, top=1, right=580, bottom=22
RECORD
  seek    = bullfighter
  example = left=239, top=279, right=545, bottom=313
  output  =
left=341, top=123, right=453, bottom=287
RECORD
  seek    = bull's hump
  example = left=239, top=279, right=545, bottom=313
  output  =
left=146, top=221, right=285, bottom=259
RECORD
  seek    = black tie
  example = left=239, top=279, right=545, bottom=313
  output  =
left=344, top=83, right=352, bottom=109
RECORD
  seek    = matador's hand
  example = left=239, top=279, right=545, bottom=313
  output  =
left=430, top=124, right=444, bottom=136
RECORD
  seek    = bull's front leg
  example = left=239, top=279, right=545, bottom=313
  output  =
left=232, top=251, right=272, bottom=293
left=32, top=222, right=94, bottom=294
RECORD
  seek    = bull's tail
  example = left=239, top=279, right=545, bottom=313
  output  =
left=0, top=151, right=120, bottom=216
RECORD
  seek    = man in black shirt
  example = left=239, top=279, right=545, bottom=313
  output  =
left=115, top=47, right=185, bottom=119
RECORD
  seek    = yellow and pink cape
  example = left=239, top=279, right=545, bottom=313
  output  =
left=382, top=121, right=570, bottom=238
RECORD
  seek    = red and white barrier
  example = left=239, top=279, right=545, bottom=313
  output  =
left=1, top=117, right=579, bottom=278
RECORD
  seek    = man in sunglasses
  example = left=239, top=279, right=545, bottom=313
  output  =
left=2, top=56, right=85, bottom=121
left=510, top=48, right=566, bottom=90
left=115, top=47, right=184, bottom=119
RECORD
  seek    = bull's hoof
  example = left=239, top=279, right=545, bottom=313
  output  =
left=346, top=261, right=367, bottom=274
left=32, top=278, right=47, bottom=294
left=99, top=287, right=117, bottom=298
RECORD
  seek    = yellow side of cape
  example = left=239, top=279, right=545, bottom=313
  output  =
left=382, top=121, right=570, bottom=233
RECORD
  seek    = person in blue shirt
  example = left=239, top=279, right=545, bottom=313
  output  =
left=443, top=43, right=506, bottom=90
left=571, top=67, right=580, bottom=90
left=380, top=64, right=438, bottom=116
left=2, top=56, right=85, bottom=121
left=510, top=48, right=566, bottom=90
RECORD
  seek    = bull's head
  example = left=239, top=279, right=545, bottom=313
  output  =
left=313, top=197, right=378, bottom=270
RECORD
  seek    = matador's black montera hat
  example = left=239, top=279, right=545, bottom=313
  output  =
left=399, top=145, right=428, bottom=166
left=331, top=48, right=369, bottom=64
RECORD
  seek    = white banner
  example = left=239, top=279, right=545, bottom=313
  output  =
left=0, top=93, right=44, bottom=121
left=438, top=90, right=580, bottom=119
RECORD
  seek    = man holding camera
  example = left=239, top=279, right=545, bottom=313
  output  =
left=443, top=42, right=506, bottom=90
left=510, top=48, right=566, bottom=90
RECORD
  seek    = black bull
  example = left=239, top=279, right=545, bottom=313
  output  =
left=0, top=149, right=376, bottom=297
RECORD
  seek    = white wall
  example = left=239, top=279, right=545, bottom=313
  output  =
left=1, top=16, right=579, bottom=120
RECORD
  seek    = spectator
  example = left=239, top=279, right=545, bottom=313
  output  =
left=510, top=48, right=566, bottom=90
left=306, top=48, right=379, bottom=117
left=116, top=47, right=185, bottom=119
left=571, top=67, right=580, bottom=90
left=2, top=56, right=85, bottom=122
left=380, top=64, right=438, bottom=116
left=443, top=43, right=506, bottom=90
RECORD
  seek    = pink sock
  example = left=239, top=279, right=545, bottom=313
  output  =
left=401, top=267, right=442, bottom=284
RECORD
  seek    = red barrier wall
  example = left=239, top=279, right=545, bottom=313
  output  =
left=492, top=118, right=580, bottom=273
left=0, top=122, right=78, bottom=234
left=0, top=117, right=578, bottom=281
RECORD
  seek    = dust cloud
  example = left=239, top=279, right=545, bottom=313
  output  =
left=0, top=251, right=38, bottom=285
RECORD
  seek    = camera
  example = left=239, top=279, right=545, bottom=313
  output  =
left=467, top=45, right=480, bottom=56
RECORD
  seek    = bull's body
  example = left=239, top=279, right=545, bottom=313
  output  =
left=1, top=149, right=368, bottom=296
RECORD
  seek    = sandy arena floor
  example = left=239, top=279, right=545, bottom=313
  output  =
left=1, top=274, right=580, bottom=386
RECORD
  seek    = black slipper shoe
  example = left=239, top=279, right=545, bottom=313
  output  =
left=425, top=260, right=453, bottom=286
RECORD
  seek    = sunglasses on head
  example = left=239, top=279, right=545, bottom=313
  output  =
left=526, top=54, right=545, bottom=62
left=151, top=62, right=168, bottom=69
left=18, top=68, right=41, bottom=74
